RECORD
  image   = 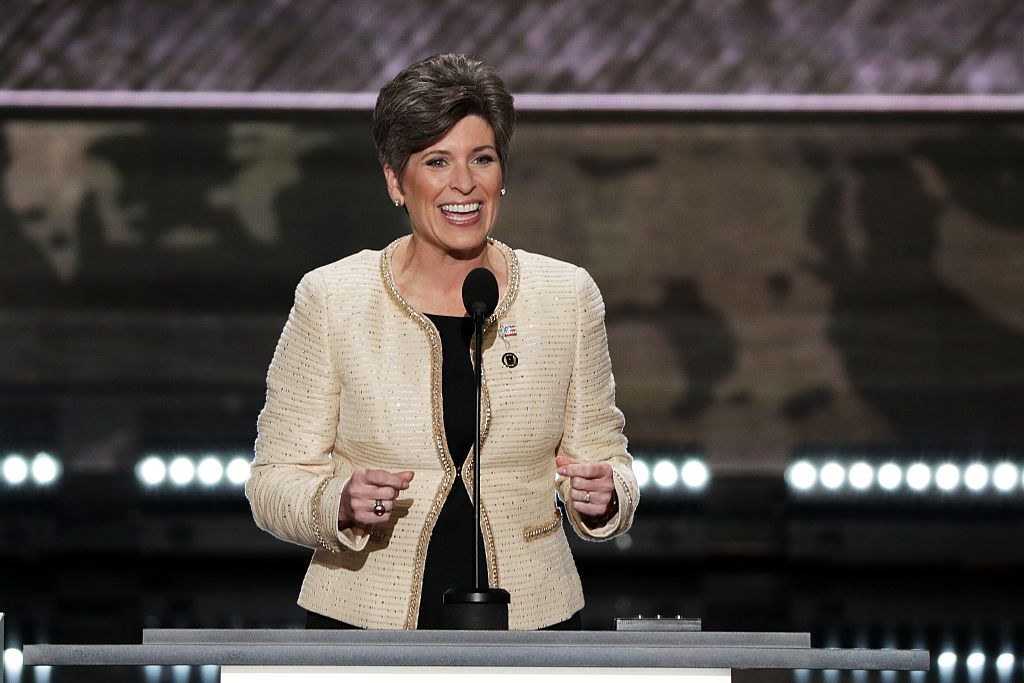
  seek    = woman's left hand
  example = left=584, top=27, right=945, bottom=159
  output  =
left=556, top=454, right=617, bottom=518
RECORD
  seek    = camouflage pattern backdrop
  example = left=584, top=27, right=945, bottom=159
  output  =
left=1, top=117, right=1023, bottom=474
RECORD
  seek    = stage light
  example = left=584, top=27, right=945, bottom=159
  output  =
left=652, top=459, right=678, bottom=488
left=937, top=652, right=957, bottom=669
left=786, top=460, right=816, bottom=491
left=906, top=463, right=931, bottom=491
left=935, top=463, right=960, bottom=492
left=680, top=459, right=709, bottom=491
left=31, top=452, right=60, bottom=485
left=137, top=456, right=167, bottom=486
left=996, top=653, right=1015, bottom=671
left=966, top=652, right=986, bottom=671
left=963, top=463, right=989, bottom=492
left=2, top=454, right=29, bottom=485
left=4, top=647, right=23, bottom=675
left=168, top=456, right=195, bottom=486
left=877, top=463, right=902, bottom=491
left=226, top=457, right=250, bottom=486
left=196, top=457, right=224, bottom=486
left=632, top=460, right=650, bottom=489
left=819, top=462, right=845, bottom=490
left=993, top=463, right=1018, bottom=492
left=848, top=462, right=873, bottom=490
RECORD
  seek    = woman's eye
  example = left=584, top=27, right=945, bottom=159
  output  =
left=427, top=158, right=447, bottom=168
left=474, top=155, right=495, bottom=164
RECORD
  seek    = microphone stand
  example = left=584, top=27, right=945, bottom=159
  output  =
left=442, top=303, right=511, bottom=629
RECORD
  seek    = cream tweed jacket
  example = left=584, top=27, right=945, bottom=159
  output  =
left=246, top=236, right=638, bottom=630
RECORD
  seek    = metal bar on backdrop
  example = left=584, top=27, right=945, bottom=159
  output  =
left=1, top=90, right=1024, bottom=113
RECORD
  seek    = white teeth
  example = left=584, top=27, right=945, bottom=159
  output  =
left=441, top=202, right=480, bottom=213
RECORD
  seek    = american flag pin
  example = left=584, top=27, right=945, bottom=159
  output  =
left=500, top=324, right=517, bottom=338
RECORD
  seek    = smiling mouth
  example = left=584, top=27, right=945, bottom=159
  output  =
left=439, top=202, right=482, bottom=223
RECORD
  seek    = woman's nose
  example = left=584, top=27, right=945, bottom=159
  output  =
left=450, top=162, right=475, bottom=194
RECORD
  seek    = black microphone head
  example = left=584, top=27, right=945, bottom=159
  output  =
left=462, top=267, right=499, bottom=319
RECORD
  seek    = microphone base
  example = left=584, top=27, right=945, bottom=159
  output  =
left=442, top=588, right=511, bottom=630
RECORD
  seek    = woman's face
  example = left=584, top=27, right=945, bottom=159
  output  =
left=385, top=115, right=503, bottom=257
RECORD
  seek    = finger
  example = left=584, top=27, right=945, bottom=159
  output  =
left=555, top=455, right=579, bottom=469
left=572, top=501, right=608, bottom=517
left=363, top=469, right=414, bottom=489
left=570, top=475, right=614, bottom=492
left=354, top=498, right=392, bottom=524
left=352, top=484, right=398, bottom=502
left=559, top=462, right=611, bottom=480
left=571, top=489, right=610, bottom=506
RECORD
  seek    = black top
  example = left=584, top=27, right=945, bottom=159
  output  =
left=418, top=313, right=488, bottom=629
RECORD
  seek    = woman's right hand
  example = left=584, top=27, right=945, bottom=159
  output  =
left=338, top=468, right=415, bottom=528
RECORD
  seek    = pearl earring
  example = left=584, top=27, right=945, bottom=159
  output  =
left=500, top=188, right=506, bottom=196
left=394, top=200, right=402, bottom=207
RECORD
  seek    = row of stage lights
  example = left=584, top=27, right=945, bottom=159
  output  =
left=6, top=647, right=1019, bottom=681
left=136, top=454, right=251, bottom=488
left=1, top=453, right=61, bottom=487
left=787, top=459, right=1024, bottom=496
left=631, top=456, right=710, bottom=492
left=6, top=451, right=1024, bottom=500
left=936, top=650, right=1016, bottom=675
left=791, top=649, right=1018, bottom=682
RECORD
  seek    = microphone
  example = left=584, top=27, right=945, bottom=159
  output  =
left=462, top=267, right=499, bottom=320
left=445, top=265, right=511, bottom=628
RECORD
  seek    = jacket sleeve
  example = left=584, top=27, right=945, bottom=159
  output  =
left=556, top=266, right=639, bottom=540
left=245, top=270, right=369, bottom=553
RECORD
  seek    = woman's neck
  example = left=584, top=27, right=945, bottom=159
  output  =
left=391, top=235, right=507, bottom=316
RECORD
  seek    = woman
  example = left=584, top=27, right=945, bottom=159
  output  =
left=246, top=54, right=638, bottom=630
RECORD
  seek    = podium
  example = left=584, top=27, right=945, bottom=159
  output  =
left=24, top=628, right=929, bottom=681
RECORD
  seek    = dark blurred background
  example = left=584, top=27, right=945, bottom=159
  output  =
left=2, top=1, right=1024, bottom=682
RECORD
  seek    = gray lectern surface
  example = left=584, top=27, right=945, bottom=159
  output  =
left=24, top=630, right=929, bottom=671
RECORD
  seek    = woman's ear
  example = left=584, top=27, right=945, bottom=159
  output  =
left=383, top=165, right=403, bottom=206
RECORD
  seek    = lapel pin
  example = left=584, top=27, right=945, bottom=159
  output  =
left=502, top=352, right=519, bottom=368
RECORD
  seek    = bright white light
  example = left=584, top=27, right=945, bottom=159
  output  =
left=632, top=460, right=650, bottom=489
left=787, top=460, right=817, bottom=491
left=964, top=463, right=989, bottom=492
left=966, top=652, right=986, bottom=670
left=168, top=456, right=195, bottom=486
left=993, top=463, right=1019, bottom=492
left=226, top=457, right=251, bottom=486
left=680, top=459, right=709, bottom=490
left=137, top=456, right=167, bottom=486
left=652, top=459, right=678, bottom=488
left=906, top=463, right=932, bottom=491
left=996, top=653, right=1015, bottom=671
left=2, top=454, right=29, bottom=485
left=31, top=452, right=60, bottom=485
left=4, top=647, right=23, bottom=674
left=878, top=463, right=902, bottom=491
left=197, top=457, right=224, bottom=486
left=935, top=463, right=960, bottom=492
left=820, top=462, right=845, bottom=490
left=848, top=462, right=874, bottom=490
left=937, top=652, right=957, bottom=669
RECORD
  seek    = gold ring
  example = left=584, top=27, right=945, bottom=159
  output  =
left=583, top=491, right=591, bottom=504
left=373, top=499, right=386, bottom=516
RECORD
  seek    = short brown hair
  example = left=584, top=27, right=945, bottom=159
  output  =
left=373, top=54, right=516, bottom=181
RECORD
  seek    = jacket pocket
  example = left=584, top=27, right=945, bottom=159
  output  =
left=523, top=507, right=563, bottom=542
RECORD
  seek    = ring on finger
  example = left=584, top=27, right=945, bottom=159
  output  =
left=373, top=499, right=386, bottom=516
left=583, top=491, right=591, bottom=504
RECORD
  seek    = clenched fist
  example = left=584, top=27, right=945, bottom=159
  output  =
left=556, top=455, right=617, bottom=520
left=338, top=468, right=415, bottom=529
